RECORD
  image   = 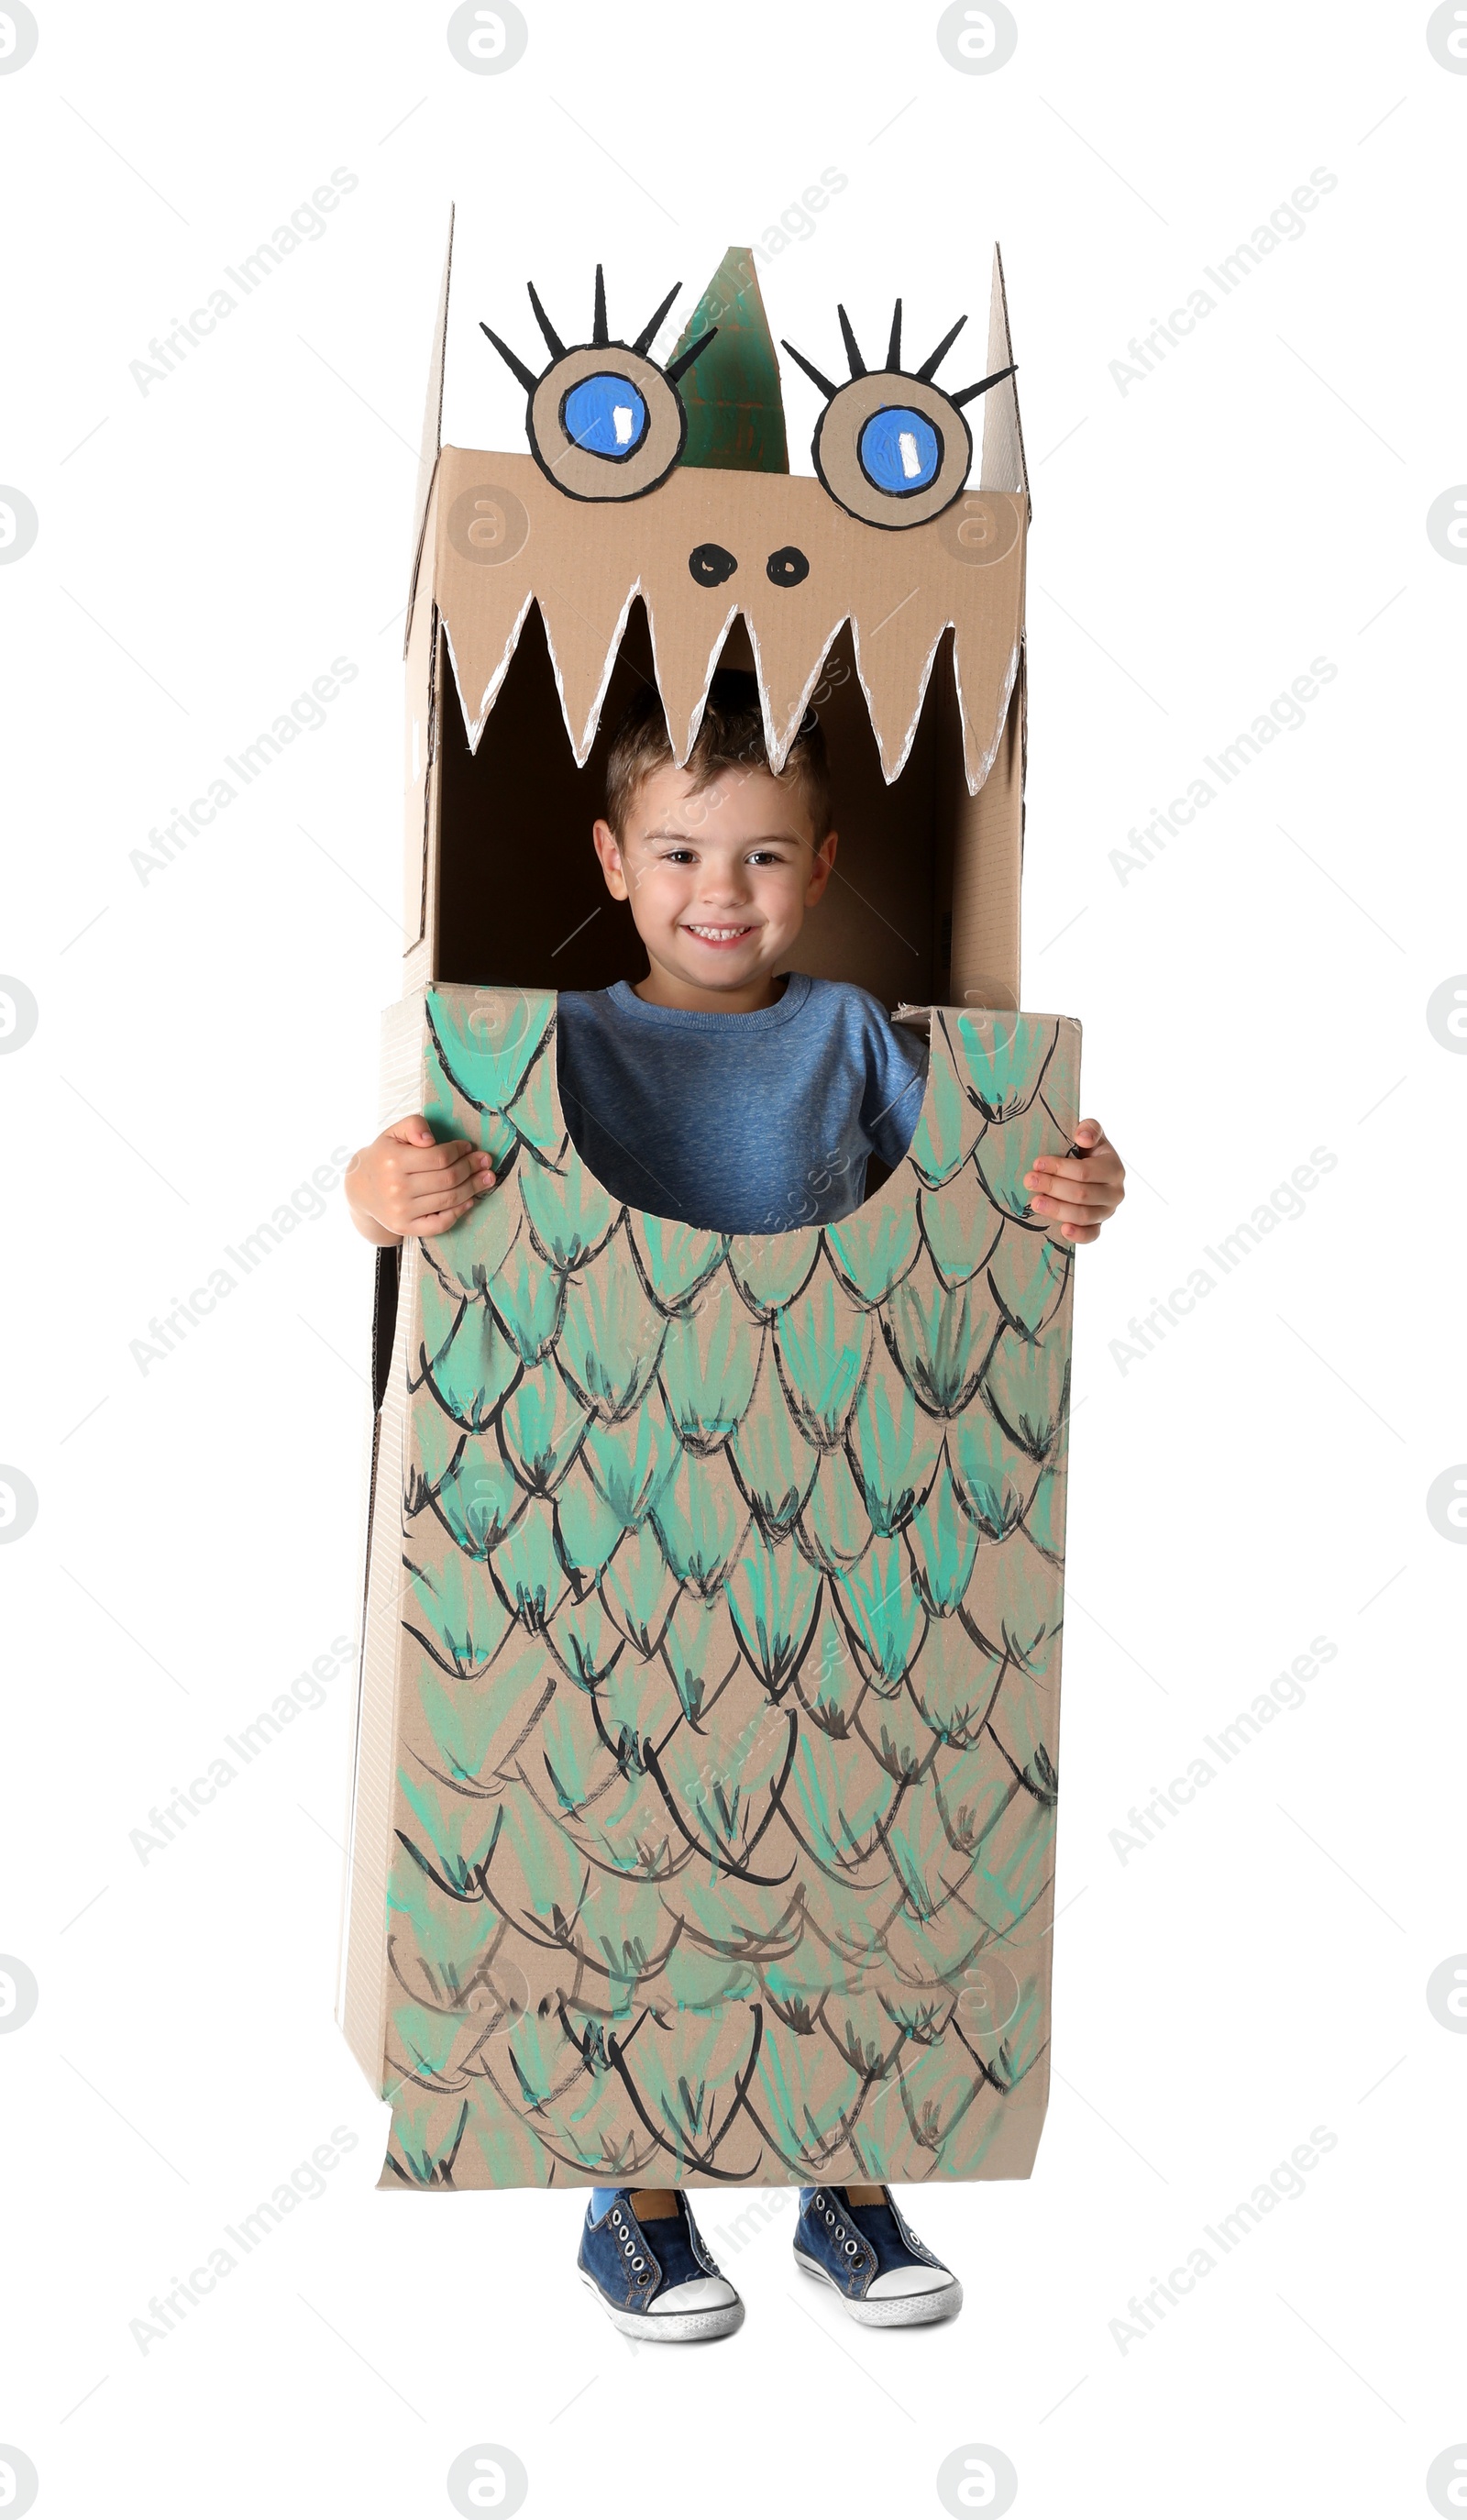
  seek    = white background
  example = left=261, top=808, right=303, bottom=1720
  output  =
left=1, top=4, right=1463, bottom=2515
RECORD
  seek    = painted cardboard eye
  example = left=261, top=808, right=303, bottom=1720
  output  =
left=782, top=298, right=1015, bottom=531
left=481, top=264, right=717, bottom=504
left=815, top=374, right=967, bottom=527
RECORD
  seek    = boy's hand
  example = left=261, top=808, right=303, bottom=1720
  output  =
left=1023, top=1118, right=1125, bottom=1244
left=345, top=1115, right=497, bottom=1245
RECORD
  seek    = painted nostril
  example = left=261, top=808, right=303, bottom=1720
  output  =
left=689, top=543, right=737, bottom=587
left=767, top=546, right=810, bottom=587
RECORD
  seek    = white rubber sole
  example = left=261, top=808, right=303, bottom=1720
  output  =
left=578, top=2268, right=745, bottom=2342
left=793, top=2247, right=964, bottom=2327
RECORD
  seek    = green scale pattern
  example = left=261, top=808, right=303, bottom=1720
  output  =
left=381, top=985, right=1078, bottom=2190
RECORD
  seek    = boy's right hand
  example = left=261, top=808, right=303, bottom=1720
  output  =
left=345, top=1115, right=497, bottom=1245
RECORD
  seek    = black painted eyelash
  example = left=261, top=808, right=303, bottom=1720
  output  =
left=481, top=263, right=716, bottom=395
left=781, top=296, right=1014, bottom=411
left=480, top=264, right=720, bottom=503
left=779, top=298, right=1017, bottom=530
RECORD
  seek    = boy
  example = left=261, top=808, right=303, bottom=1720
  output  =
left=346, top=669, right=1125, bottom=2339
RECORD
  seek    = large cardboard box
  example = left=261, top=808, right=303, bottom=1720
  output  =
left=338, top=231, right=1081, bottom=2190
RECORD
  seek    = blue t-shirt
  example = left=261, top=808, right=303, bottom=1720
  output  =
left=555, top=974, right=929, bottom=1234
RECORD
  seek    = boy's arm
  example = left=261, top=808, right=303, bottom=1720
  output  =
left=345, top=1116, right=497, bottom=1247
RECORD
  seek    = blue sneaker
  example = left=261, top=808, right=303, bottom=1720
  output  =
left=793, top=2183, right=962, bottom=2327
left=578, top=2188, right=745, bottom=2342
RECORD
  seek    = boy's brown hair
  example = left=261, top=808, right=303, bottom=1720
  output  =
left=603, top=667, right=832, bottom=843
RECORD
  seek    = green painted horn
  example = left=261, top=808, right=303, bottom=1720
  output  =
left=671, top=245, right=789, bottom=474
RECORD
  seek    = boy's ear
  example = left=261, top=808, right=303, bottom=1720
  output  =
left=591, top=818, right=630, bottom=900
left=805, top=827, right=838, bottom=907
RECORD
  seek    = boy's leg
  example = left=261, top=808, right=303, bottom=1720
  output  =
left=590, top=2186, right=679, bottom=2219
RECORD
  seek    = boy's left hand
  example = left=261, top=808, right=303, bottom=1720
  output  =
left=1024, top=1118, right=1125, bottom=1243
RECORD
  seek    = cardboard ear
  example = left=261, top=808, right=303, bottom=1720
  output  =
left=405, top=204, right=454, bottom=633
left=668, top=245, right=789, bottom=475
left=977, top=243, right=1029, bottom=507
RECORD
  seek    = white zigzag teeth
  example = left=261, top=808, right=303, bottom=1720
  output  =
left=428, top=450, right=1026, bottom=796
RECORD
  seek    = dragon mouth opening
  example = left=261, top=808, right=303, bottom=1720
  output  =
left=432, top=591, right=1017, bottom=1013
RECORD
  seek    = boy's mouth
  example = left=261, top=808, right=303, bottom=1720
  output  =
left=681, top=922, right=759, bottom=947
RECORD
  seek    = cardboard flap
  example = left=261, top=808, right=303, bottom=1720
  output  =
left=979, top=244, right=1028, bottom=507
left=404, top=206, right=455, bottom=644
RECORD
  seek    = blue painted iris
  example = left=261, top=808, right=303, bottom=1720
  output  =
left=561, top=372, right=649, bottom=460
left=857, top=405, right=942, bottom=494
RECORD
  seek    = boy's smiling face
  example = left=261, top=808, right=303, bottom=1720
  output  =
left=592, top=758, right=837, bottom=1013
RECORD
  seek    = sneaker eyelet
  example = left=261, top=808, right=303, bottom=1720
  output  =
left=844, top=2239, right=858, bottom=2255
left=834, top=2226, right=845, bottom=2239
left=633, top=2256, right=645, bottom=2270
left=824, top=2209, right=835, bottom=2224
left=611, top=2208, right=623, bottom=2224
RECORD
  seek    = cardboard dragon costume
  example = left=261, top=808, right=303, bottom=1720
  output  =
left=337, top=224, right=1081, bottom=2193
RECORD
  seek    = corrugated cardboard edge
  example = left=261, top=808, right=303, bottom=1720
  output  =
left=403, top=531, right=442, bottom=964
left=336, top=993, right=431, bottom=2092
left=942, top=643, right=1022, bottom=1007
left=404, top=206, right=455, bottom=653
